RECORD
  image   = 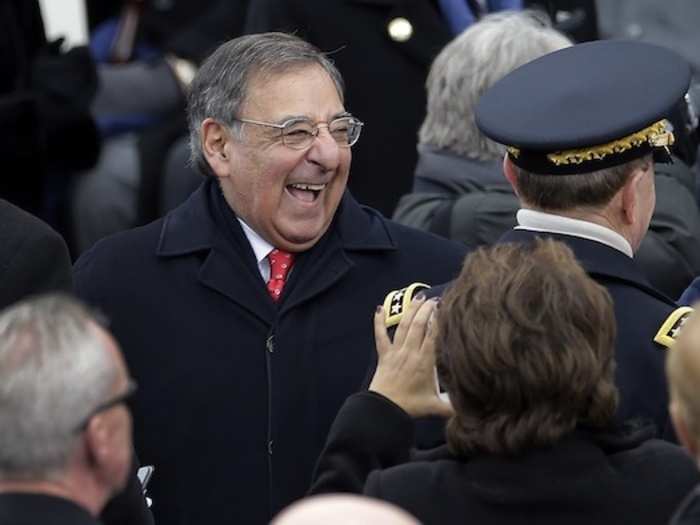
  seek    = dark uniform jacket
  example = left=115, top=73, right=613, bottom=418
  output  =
left=73, top=178, right=466, bottom=524
left=0, top=493, right=102, bottom=525
left=394, top=147, right=700, bottom=298
left=311, top=391, right=699, bottom=525
left=499, top=229, right=680, bottom=436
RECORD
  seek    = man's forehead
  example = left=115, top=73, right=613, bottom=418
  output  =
left=241, top=64, right=343, bottom=115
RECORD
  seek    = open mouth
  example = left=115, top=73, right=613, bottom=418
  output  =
left=285, top=183, right=327, bottom=203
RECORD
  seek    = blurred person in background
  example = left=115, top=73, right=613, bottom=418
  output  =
left=72, top=0, right=250, bottom=253
left=0, top=295, right=137, bottom=524
left=667, top=310, right=700, bottom=525
left=1, top=0, right=100, bottom=231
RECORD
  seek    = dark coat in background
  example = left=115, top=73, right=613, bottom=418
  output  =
left=394, top=149, right=700, bottom=298
left=1, top=0, right=99, bottom=218
left=74, top=178, right=466, bottom=524
left=311, top=391, right=699, bottom=525
left=244, top=0, right=597, bottom=217
left=0, top=198, right=72, bottom=308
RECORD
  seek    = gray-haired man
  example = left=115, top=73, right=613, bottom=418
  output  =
left=74, top=32, right=466, bottom=523
left=0, top=295, right=136, bottom=524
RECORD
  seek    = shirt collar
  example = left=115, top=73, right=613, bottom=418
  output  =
left=237, top=218, right=275, bottom=264
left=516, top=208, right=634, bottom=258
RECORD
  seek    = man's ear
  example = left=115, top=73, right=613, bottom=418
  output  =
left=84, top=416, right=110, bottom=469
left=619, top=166, right=646, bottom=225
left=502, top=154, right=521, bottom=198
left=201, top=118, right=232, bottom=178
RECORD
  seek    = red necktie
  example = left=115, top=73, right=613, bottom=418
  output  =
left=267, top=249, right=295, bottom=302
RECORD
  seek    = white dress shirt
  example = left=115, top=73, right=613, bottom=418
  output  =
left=238, top=219, right=274, bottom=281
left=516, top=208, right=634, bottom=258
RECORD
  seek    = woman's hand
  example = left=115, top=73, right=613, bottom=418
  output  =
left=369, top=295, right=453, bottom=419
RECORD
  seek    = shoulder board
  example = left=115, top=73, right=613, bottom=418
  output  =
left=654, top=306, right=694, bottom=349
left=383, top=283, right=431, bottom=328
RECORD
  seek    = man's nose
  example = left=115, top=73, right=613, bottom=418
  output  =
left=306, top=124, right=341, bottom=171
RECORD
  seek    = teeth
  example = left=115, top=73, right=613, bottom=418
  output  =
left=289, top=183, right=326, bottom=192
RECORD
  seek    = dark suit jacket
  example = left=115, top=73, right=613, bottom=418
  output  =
left=0, top=199, right=72, bottom=309
left=311, top=392, right=699, bottom=525
left=74, top=178, right=466, bottom=524
left=0, top=493, right=101, bottom=525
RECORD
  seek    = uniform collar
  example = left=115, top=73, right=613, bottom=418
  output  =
left=516, top=208, right=634, bottom=259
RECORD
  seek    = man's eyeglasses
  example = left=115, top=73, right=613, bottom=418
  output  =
left=234, top=115, right=364, bottom=150
left=73, top=379, right=138, bottom=433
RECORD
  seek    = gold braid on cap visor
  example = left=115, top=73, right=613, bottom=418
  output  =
left=507, top=120, right=674, bottom=166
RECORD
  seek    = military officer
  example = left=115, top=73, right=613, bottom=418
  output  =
left=386, top=39, right=693, bottom=439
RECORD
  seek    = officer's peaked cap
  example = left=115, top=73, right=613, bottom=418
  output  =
left=475, top=40, right=691, bottom=175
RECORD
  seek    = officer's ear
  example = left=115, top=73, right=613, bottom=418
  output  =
left=619, top=162, right=650, bottom=225
left=503, top=154, right=521, bottom=199
left=201, top=118, right=233, bottom=179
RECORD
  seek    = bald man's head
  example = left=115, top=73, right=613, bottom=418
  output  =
left=272, top=494, right=419, bottom=525
left=667, top=309, right=700, bottom=459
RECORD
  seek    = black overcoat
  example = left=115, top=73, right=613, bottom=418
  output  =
left=73, top=179, right=466, bottom=524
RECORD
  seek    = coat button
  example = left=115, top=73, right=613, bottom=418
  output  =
left=266, top=335, right=275, bottom=353
left=268, top=440, right=273, bottom=455
left=387, top=17, right=413, bottom=43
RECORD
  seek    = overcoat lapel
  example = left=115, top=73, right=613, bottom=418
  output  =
left=157, top=185, right=398, bottom=322
left=156, top=181, right=277, bottom=323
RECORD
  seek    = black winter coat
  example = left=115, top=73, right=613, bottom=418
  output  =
left=74, top=178, right=467, bottom=524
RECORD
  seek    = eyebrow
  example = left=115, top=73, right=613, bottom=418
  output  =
left=273, top=111, right=352, bottom=124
